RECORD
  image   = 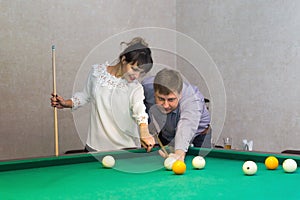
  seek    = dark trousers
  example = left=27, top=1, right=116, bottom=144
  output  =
left=158, top=128, right=212, bottom=148
left=192, top=128, right=212, bottom=148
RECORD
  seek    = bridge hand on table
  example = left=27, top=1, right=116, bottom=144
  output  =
left=158, top=149, right=185, bottom=161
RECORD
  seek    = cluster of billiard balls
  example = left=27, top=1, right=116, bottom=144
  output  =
left=242, top=156, right=298, bottom=176
left=101, top=155, right=206, bottom=175
left=164, top=156, right=206, bottom=175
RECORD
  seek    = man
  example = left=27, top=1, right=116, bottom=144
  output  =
left=142, top=68, right=211, bottom=161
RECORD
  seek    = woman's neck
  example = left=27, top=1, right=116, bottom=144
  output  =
left=107, top=63, right=123, bottom=78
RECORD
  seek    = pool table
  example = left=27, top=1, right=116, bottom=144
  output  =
left=0, top=147, right=299, bottom=199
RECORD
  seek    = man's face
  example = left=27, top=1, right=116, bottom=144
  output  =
left=154, top=90, right=181, bottom=114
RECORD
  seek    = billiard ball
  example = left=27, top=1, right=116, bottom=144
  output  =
left=172, top=160, right=186, bottom=175
left=102, top=155, right=115, bottom=168
left=192, top=156, right=206, bottom=169
left=242, top=161, right=257, bottom=175
left=265, top=156, right=279, bottom=170
left=282, top=159, right=297, bottom=173
left=164, top=157, right=176, bottom=170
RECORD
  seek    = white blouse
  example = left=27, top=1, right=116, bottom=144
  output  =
left=71, top=63, right=148, bottom=151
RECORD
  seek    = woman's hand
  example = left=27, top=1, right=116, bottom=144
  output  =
left=139, top=124, right=155, bottom=152
left=50, top=93, right=72, bottom=109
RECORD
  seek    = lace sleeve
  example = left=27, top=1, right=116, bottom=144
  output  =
left=71, top=66, right=95, bottom=110
left=131, top=84, right=149, bottom=125
left=71, top=92, right=87, bottom=110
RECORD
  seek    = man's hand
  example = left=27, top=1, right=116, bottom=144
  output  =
left=158, top=149, right=186, bottom=161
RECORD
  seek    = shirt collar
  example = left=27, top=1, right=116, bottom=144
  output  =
left=170, top=105, right=180, bottom=114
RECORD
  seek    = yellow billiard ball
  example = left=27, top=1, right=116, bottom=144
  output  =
left=172, top=160, right=186, bottom=175
left=265, top=156, right=279, bottom=170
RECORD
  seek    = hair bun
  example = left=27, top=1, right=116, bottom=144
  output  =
left=121, top=37, right=149, bottom=47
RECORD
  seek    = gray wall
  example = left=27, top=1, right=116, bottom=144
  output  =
left=177, top=0, right=300, bottom=151
left=0, top=0, right=176, bottom=160
left=1, top=0, right=300, bottom=160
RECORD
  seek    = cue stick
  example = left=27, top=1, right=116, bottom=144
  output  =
left=52, top=45, right=59, bottom=157
left=154, top=134, right=169, bottom=157
left=151, top=114, right=169, bottom=157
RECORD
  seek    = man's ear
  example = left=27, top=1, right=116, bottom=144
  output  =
left=178, top=92, right=182, bottom=100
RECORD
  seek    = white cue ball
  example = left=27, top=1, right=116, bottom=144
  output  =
left=102, top=155, right=115, bottom=168
left=282, top=159, right=297, bottom=173
left=242, top=161, right=257, bottom=175
left=164, top=157, right=176, bottom=170
left=192, top=156, right=206, bottom=169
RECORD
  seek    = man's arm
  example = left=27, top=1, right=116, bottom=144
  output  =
left=174, top=83, right=205, bottom=157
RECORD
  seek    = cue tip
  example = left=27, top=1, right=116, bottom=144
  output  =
left=52, top=45, right=55, bottom=50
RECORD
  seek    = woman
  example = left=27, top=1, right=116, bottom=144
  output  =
left=51, top=37, right=155, bottom=152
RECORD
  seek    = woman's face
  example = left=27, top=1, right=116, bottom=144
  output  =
left=122, top=62, right=145, bottom=83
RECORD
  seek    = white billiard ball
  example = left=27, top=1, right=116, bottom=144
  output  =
left=242, top=161, right=257, bottom=175
left=164, top=157, right=177, bottom=170
left=282, top=159, right=297, bottom=173
left=102, top=155, right=115, bottom=168
left=192, top=156, right=206, bottom=169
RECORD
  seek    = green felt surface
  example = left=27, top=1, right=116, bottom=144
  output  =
left=0, top=148, right=299, bottom=200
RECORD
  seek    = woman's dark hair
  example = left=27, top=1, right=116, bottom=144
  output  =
left=119, top=37, right=153, bottom=73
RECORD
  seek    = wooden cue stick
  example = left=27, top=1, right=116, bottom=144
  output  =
left=150, top=113, right=169, bottom=156
left=154, top=134, right=169, bottom=157
left=52, top=45, right=59, bottom=157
